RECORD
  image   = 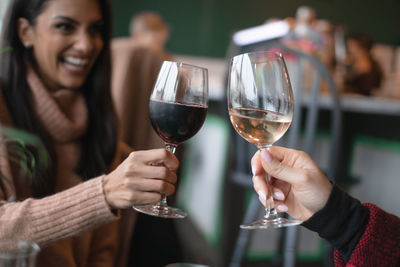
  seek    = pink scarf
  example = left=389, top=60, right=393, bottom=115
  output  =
left=27, top=68, right=88, bottom=143
left=27, top=68, right=89, bottom=191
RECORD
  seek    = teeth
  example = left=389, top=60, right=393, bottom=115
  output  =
left=64, top=57, right=88, bottom=66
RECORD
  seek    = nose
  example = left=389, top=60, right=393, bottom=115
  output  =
left=73, top=30, right=95, bottom=53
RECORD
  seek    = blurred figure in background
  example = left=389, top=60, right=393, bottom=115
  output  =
left=129, top=11, right=173, bottom=60
left=343, top=33, right=383, bottom=96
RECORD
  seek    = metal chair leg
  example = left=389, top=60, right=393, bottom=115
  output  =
left=229, top=194, right=261, bottom=267
left=283, top=225, right=299, bottom=267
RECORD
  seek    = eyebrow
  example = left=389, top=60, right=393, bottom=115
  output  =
left=52, top=15, right=79, bottom=25
left=52, top=15, right=104, bottom=25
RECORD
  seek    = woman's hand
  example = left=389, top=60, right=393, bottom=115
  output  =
left=251, top=146, right=333, bottom=221
left=103, top=149, right=179, bottom=209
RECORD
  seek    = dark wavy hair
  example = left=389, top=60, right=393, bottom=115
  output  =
left=0, top=0, right=117, bottom=198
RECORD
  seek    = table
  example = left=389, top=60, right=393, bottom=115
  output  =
left=304, top=93, right=400, bottom=116
left=308, top=94, right=400, bottom=207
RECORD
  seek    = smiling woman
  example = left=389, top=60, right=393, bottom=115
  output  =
left=0, top=0, right=180, bottom=266
left=17, top=0, right=104, bottom=91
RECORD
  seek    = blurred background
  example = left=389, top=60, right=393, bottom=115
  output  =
left=109, top=1, right=400, bottom=266
left=112, top=0, right=400, bottom=58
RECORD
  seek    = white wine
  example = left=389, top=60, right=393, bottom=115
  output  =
left=229, top=107, right=292, bottom=147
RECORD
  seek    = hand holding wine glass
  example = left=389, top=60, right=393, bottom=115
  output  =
left=251, top=146, right=333, bottom=222
left=133, top=61, right=208, bottom=219
left=103, top=148, right=179, bottom=209
left=228, top=51, right=301, bottom=229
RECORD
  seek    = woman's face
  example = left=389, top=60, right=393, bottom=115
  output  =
left=20, top=0, right=104, bottom=90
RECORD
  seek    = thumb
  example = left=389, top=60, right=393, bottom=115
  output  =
left=260, top=149, right=298, bottom=185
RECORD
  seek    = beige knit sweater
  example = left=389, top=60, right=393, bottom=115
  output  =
left=0, top=69, right=132, bottom=266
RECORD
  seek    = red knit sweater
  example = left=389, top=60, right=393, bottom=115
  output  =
left=334, top=203, right=400, bottom=267
left=303, top=185, right=400, bottom=267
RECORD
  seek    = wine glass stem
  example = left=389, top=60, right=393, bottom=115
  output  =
left=157, top=143, right=177, bottom=208
left=258, top=145, right=278, bottom=220
left=165, top=143, right=177, bottom=154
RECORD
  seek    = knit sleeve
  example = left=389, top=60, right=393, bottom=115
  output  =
left=334, top=203, right=400, bottom=267
left=302, top=184, right=370, bottom=261
left=0, top=175, right=118, bottom=248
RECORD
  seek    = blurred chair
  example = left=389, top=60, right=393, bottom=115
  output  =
left=111, top=41, right=164, bottom=150
left=111, top=41, right=167, bottom=267
left=227, top=40, right=342, bottom=267
left=112, top=41, right=186, bottom=267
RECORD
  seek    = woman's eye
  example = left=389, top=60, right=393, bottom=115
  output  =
left=56, top=23, right=74, bottom=32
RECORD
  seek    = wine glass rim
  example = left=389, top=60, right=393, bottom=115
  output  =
left=231, top=50, right=283, bottom=61
left=150, top=99, right=208, bottom=108
left=163, top=60, right=208, bottom=72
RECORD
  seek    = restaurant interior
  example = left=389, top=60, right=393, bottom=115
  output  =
left=111, top=1, right=400, bottom=266
left=0, top=0, right=399, bottom=266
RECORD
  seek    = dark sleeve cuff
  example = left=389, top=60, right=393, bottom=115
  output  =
left=302, top=184, right=369, bottom=262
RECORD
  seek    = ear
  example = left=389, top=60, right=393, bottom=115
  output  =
left=17, top=17, right=34, bottom=48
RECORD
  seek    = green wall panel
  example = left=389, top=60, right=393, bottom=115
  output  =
left=112, top=0, right=400, bottom=58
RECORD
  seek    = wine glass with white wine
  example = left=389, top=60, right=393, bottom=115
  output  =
left=228, top=51, right=302, bottom=229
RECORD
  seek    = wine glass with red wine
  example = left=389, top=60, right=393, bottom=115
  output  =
left=133, top=61, right=208, bottom=219
left=228, top=51, right=301, bottom=229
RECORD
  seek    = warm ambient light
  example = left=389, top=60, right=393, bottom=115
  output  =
left=233, top=20, right=290, bottom=46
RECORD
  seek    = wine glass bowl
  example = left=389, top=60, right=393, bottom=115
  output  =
left=149, top=100, right=207, bottom=149
left=228, top=51, right=301, bottom=229
left=229, top=108, right=292, bottom=149
left=133, top=61, right=208, bottom=219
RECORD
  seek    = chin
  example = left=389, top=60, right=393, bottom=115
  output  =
left=61, top=83, right=84, bottom=91
left=60, top=78, right=87, bottom=90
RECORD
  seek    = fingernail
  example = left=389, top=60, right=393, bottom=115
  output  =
left=277, top=205, right=288, bottom=212
left=261, top=149, right=273, bottom=163
left=257, top=190, right=266, bottom=201
left=273, top=191, right=285, bottom=200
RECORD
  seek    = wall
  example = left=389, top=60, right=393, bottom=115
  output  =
left=0, top=0, right=10, bottom=33
left=112, top=0, right=400, bottom=58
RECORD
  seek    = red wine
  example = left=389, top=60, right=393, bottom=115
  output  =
left=149, top=100, right=207, bottom=145
left=229, top=107, right=291, bottom=147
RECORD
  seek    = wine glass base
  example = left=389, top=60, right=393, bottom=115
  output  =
left=133, top=204, right=187, bottom=219
left=240, top=217, right=302, bottom=229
